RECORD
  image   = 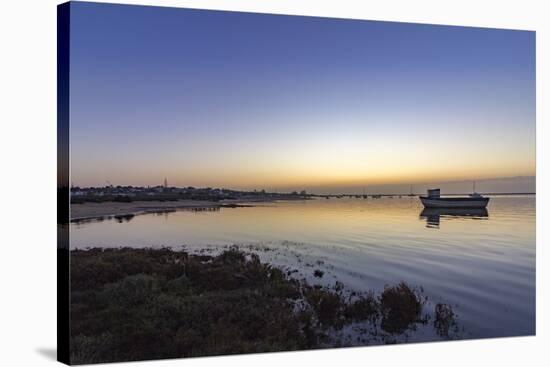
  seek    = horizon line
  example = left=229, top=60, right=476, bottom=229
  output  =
left=70, top=174, right=536, bottom=190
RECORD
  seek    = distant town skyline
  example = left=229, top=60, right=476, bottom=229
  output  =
left=69, top=3, right=535, bottom=193
left=70, top=175, right=535, bottom=196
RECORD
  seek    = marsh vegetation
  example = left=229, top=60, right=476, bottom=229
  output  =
left=70, top=247, right=458, bottom=364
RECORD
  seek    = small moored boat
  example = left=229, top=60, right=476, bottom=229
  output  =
left=419, top=188, right=489, bottom=209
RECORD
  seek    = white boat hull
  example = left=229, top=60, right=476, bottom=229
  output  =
left=420, top=197, right=489, bottom=208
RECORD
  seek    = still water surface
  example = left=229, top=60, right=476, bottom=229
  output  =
left=71, top=196, right=535, bottom=340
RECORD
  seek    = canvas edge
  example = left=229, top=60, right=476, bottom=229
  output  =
left=57, top=1, right=71, bottom=365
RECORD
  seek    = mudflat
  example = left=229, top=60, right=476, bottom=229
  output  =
left=70, top=200, right=222, bottom=221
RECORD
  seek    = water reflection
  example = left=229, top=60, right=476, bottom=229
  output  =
left=187, top=206, right=221, bottom=213
left=114, top=214, right=135, bottom=223
left=420, top=207, right=489, bottom=229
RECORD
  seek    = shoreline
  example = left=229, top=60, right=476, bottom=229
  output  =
left=70, top=198, right=304, bottom=222
left=70, top=200, right=247, bottom=222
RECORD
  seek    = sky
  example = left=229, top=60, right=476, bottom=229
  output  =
left=69, top=2, right=536, bottom=194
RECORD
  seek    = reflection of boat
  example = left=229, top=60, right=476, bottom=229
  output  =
left=420, top=207, right=489, bottom=218
left=420, top=207, right=488, bottom=228
left=419, top=188, right=489, bottom=208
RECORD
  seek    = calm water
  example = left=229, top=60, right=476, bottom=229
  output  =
left=71, top=196, right=536, bottom=340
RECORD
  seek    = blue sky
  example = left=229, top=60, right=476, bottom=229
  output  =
left=69, top=2, right=535, bottom=193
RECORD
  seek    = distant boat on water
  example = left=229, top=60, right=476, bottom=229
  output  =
left=419, top=185, right=489, bottom=209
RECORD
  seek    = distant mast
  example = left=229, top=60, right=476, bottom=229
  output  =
left=164, top=178, right=168, bottom=188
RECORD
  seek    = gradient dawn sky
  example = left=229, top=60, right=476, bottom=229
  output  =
left=69, top=2, right=535, bottom=193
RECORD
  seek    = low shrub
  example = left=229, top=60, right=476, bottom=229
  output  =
left=70, top=248, right=454, bottom=364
